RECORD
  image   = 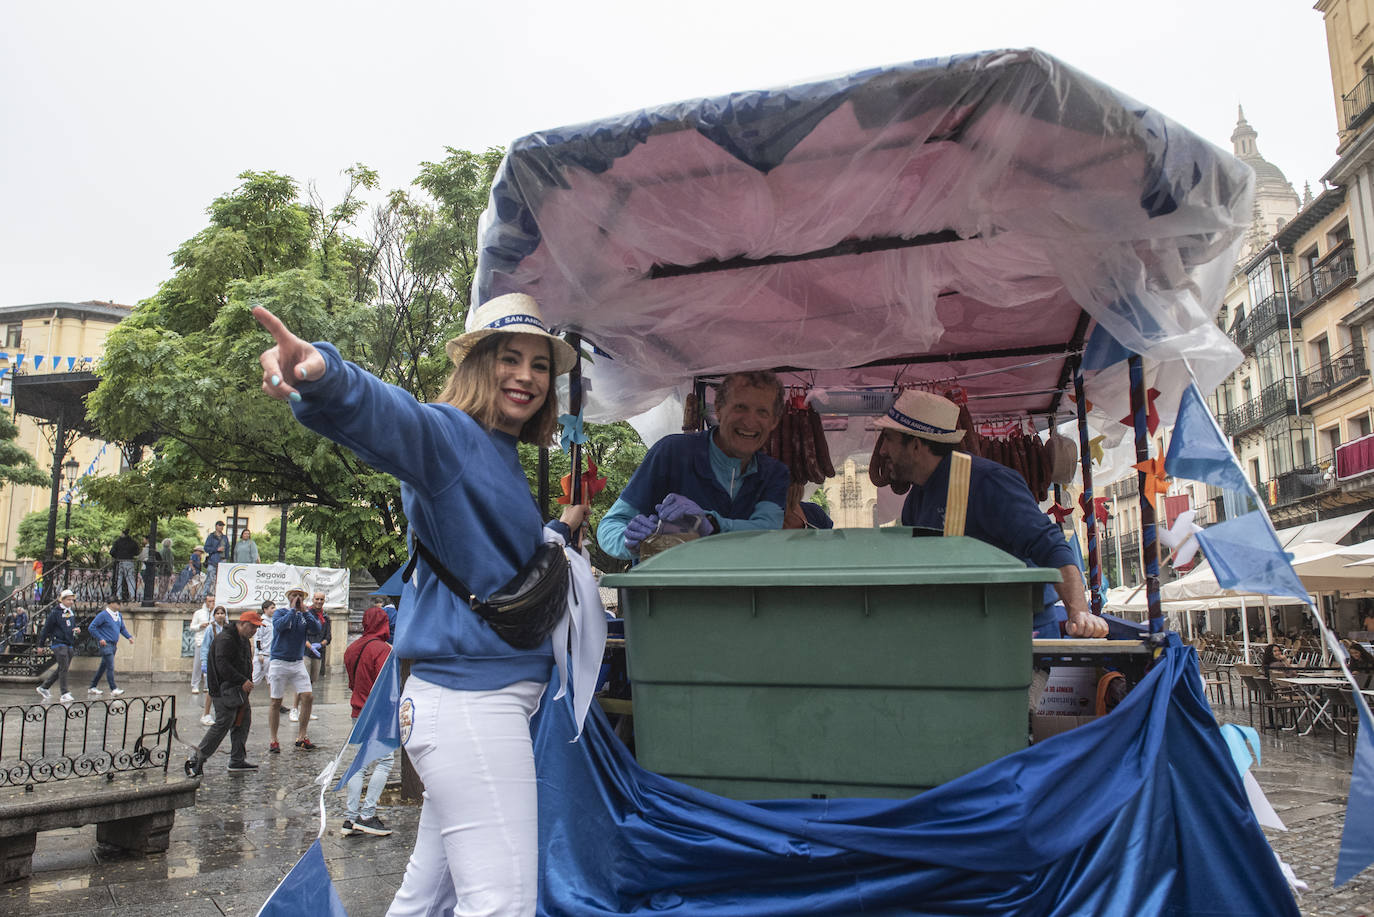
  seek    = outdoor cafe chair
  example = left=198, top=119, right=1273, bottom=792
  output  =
left=1321, top=687, right=1359, bottom=756
left=1251, top=678, right=1305, bottom=732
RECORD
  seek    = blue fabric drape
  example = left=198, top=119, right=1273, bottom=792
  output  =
left=532, top=636, right=1297, bottom=915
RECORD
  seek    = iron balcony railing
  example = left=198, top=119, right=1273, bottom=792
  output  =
left=1221, top=378, right=1298, bottom=436
left=1298, top=344, right=1368, bottom=406
left=1263, top=466, right=1327, bottom=508
left=0, top=695, right=175, bottom=787
left=1228, top=290, right=1286, bottom=353
left=1346, top=71, right=1374, bottom=131
left=1289, top=244, right=1356, bottom=316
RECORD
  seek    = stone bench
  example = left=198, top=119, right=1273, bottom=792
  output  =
left=0, top=770, right=199, bottom=881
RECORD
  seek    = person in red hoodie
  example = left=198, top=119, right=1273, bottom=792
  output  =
left=341, top=605, right=393, bottom=837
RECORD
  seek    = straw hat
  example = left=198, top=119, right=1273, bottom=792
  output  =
left=445, top=293, right=577, bottom=375
left=872, top=390, right=965, bottom=444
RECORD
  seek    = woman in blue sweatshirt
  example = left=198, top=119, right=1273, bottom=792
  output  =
left=256, top=293, right=586, bottom=917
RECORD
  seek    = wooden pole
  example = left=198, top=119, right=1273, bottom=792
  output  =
left=1073, top=363, right=1102, bottom=614
left=1128, top=355, right=1163, bottom=633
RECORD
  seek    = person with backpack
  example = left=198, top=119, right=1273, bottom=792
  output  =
left=340, top=605, right=394, bottom=837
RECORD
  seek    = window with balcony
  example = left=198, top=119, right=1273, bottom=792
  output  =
left=1344, top=69, right=1374, bottom=131
left=1322, top=426, right=1342, bottom=463
left=1355, top=413, right=1373, bottom=439
left=1301, top=245, right=1320, bottom=277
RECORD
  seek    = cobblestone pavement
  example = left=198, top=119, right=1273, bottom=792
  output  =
left=0, top=673, right=1370, bottom=914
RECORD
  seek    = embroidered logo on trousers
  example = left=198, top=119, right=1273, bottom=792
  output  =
left=398, top=697, right=415, bottom=746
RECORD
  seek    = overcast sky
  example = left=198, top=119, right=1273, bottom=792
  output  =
left=0, top=0, right=1339, bottom=307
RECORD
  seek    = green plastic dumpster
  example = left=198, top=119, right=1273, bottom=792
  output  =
left=600, top=527, right=1061, bottom=799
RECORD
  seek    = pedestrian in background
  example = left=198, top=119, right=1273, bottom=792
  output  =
left=110, top=529, right=139, bottom=602
left=252, top=599, right=275, bottom=684
left=232, top=528, right=259, bottom=564
left=88, top=598, right=132, bottom=696
left=35, top=589, right=80, bottom=703
left=199, top=605, right=227, bottom=725
left=185, top=610, right=262, bottom=777
left=340, top=604, right=394, bottom=837
left=202, top=521, right=227, bottom=596
left=267, top=585, right=322, bottom=752
left=189, top=593, right=215, bottom=694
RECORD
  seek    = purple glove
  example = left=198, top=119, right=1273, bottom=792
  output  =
left=656, top=494, right=713, bottom=536
left=307, top=642, right=322, bottom=658
left=623, top=514, right=658, bottom=553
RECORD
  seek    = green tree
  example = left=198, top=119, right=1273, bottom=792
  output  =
left=254, top=516, right=325, bottom=567
left=16, top=507, right=200, bottom=568
left=85, top=158, right=498, bottom=583
left=0, top=411, right=49, bottom=490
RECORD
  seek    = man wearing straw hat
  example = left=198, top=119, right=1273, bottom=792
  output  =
left=876, top=390, right=1107, bottom=639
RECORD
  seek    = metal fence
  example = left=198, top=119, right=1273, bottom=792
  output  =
left=0, top=695, right=176, bottom=788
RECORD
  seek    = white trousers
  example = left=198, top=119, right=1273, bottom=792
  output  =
left=386, top=676, right=545, bottom=917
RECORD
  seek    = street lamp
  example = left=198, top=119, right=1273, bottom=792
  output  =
left=61, top=457, right=78, bottom=587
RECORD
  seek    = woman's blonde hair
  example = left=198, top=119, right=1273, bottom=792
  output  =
left=437, top=333, right=560, bottom=445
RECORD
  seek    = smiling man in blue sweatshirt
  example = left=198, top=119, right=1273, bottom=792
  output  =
left=88, top=599, right=133, bottom=696
left=597, top=372, right=790, bottom=560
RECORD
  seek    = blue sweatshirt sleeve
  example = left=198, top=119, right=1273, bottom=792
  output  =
left=595, top=495, right=641, bottom=560
left=119, top=619, right=133, bottom=640
left=290, top=342, right=487, bottom=500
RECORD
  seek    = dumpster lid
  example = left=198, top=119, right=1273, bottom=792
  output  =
left=601, top=528, right=1064, bottom=588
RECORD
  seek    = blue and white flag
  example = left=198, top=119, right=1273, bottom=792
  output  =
left=1194, top=511, right=1308, bottom=603
left=1165, top=383, right=1251, bottom=492
left=1337, top=702, right=1374, bottom=885
left=256, top=840, right=348, bottom=916
left=332, top=649, right=400, bottom=791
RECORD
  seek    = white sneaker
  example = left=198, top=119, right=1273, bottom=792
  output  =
left=88, top=687, right=103, bottom=696
left=110, top=688, right=125, bottom=697
left=200, top=713, right=215, bottom=726
left=59, top=693, right=73, bottom=703
left=191, top=687, right=200, bottom=695
left=289, top=708, right=299, bottom=722
left=310, top=713, right=318, bottom=720
left=35, top=686, right=51, bottom=701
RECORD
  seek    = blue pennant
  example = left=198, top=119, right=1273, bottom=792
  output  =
left=1081, top=323, right=1134, bottom=371
left=1194, top=511, right=1308, bottom=602
left=256, top=839, right=347, bottom=916
left=1165, top=384, right=1250, bottom=492
left=1337, top=702, right=1374, bottom=885
left=332, top=651, right=400, bottom=792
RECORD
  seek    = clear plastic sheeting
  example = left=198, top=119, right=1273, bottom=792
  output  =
left=474, top=48, right=1252, bottom=433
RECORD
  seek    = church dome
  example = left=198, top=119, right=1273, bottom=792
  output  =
left=1231, top=106, right=1296, bottom=194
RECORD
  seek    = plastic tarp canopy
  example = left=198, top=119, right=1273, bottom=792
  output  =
left=474, top=47, right=1253, bottom=446
left=532, top=635, right=1296, bottom=916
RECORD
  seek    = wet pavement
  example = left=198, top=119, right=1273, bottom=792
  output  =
left=0, top=673, right=1370, bottom=915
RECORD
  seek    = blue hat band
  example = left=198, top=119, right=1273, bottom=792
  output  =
left=886, top=406, right=956, bottom=437
left=485, top=313, right=548, bottom=333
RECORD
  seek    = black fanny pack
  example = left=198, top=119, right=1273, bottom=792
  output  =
left=402, top=536, right=570, bottom=650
